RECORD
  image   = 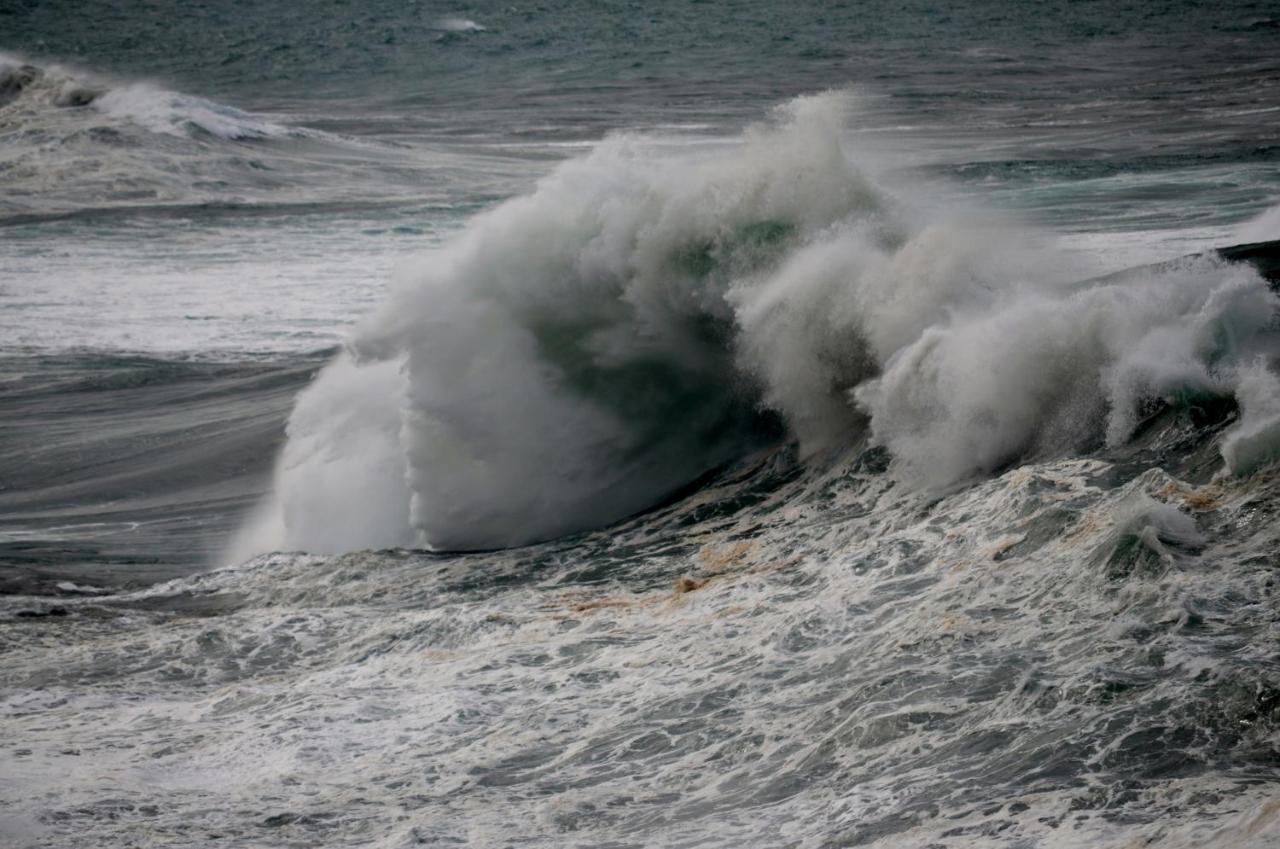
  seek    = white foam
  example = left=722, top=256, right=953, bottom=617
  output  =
left=93, top=83, right=303, bottom=140
left=228, top=355, right=415, bottom=559
left=17, top=452, right=1280, bottom=849
left=856, top=255, right=1278, bottom=486
left=1221, top=359, right=1280, bottom=475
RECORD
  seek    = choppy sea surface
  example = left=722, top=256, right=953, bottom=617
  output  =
left=3, top=2, right=1280, bottom=846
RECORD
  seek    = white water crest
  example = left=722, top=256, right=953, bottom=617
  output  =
left=239, top=93, right=1280, bottom=557
left=0, top=53, right=302, bottom=140
left=93, top=83, right=305, bottom=140
left=856, top=254, right=1279, bottom=487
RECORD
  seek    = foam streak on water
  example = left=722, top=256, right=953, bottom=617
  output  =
left=4, top=448, right=1280, bottom=847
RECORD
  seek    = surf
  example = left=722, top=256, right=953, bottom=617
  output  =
left=235, top=93, right=1280, bottom=558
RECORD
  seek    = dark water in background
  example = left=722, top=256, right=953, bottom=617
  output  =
left=5, top=0, right=1280, bottom=221
left=3, top=2, right=1280, bottom=847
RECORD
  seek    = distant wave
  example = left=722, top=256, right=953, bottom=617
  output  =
left=0, top=54, right=416, bottom=218
left=235, top=92, right=1280, bottom=557
left=0, top=53, right=309, bottom=140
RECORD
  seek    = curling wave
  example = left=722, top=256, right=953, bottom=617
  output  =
left=237, top=93, right=1280, bottom=557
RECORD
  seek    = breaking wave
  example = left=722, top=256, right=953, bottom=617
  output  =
left=236, top=93, right=1280, bottom=557
left=0, top=53, right=307, bottom=140
left=0, top=54, right=410, bottom=219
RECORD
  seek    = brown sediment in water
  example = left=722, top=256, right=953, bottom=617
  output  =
left=539, top=537, right=801, bottom=619
left=697, top=540, right=754, bottom=572
left=1245, top=792, right=1280, bottom=838
left=672, top=575, right=709, bottom=595
left=563, top=594, right=653, bottom=613
left=1155, top=479, right=1224, bottom=511
left=983, top=534, right=1023, bottom=560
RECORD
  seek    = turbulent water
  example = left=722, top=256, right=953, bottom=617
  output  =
left=4, top=2, right=1280, bottom=847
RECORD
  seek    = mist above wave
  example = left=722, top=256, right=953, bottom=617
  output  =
left=237, top=93, right=1280, bottom=558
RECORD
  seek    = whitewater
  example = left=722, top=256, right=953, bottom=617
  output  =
left=233, top=94, right=1280, bottom=559
left=3, top=2, right=1280, bottom=847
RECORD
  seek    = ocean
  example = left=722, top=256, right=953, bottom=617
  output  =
left=2, top=1, right=1280, bottom=846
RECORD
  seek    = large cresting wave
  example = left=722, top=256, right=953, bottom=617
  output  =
left=233, top=93, right=1280, bottom=558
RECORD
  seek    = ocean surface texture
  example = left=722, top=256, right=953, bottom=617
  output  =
left=3, top=1, right=1280, bottom=846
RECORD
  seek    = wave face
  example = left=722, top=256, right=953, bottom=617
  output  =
left=242, top=94, right=1280, bottom=555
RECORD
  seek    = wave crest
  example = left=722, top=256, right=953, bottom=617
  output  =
left=0, top=53, right=304, bottom=140
left=239, top=93, right=1280, bottom=557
